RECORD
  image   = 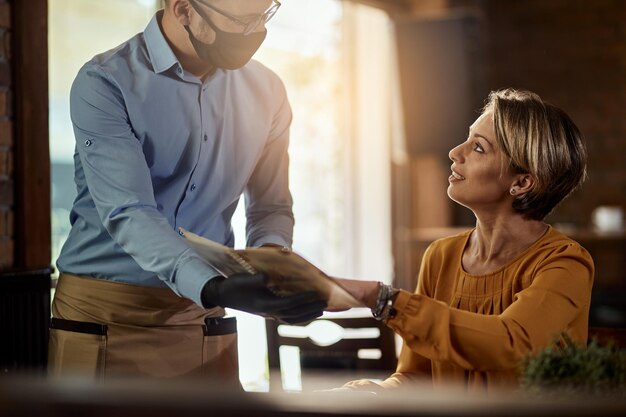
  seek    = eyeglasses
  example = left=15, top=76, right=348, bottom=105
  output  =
left=192, top=0, right=281, bottom=36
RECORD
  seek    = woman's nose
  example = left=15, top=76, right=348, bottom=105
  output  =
left=449, top=143, right=463, bottom=162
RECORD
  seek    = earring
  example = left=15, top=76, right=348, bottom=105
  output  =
left=510, top=188, right=517, bottom=195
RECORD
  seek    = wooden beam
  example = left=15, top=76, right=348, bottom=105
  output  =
left=11, top=0, right=51, bottom=269
left=344, top=0, right=412, bottom=15
left=345, top=0, right=460, bottom=18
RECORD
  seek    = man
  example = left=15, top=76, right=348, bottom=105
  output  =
left=49, top=0, right=325, bottom=382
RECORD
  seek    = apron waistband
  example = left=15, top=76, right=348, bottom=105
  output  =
left=53, top=273, right=224, bottom=327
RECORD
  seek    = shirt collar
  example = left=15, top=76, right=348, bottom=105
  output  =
left=144, top=11, right=180, bottom=74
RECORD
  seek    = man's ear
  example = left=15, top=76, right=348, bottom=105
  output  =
left=170, top=0, right=192, bottom=26
left=510, top=173, right=535, bottom=196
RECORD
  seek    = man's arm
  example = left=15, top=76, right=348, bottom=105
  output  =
left=244, top=76, right=294, bottom=248
left=70, top=63, right=219, bottom=306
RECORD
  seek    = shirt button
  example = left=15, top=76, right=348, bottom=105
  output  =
left=177, top=67, right=182, bottom=74
left=84, top=139, right=92, bottom=147
left=190, top=183, right=197, bottom=191
left=203, top=134, right=208, bottom=142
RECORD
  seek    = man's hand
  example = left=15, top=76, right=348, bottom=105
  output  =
left=202, top=273, right=326, bottom=324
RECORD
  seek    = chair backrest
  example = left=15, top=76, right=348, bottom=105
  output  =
left=588, top=327, right=626, bottom=349
left=266, top=313, right=397, bottom=390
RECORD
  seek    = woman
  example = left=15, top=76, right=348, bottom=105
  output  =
left=336, top=88, right=594, bottom=393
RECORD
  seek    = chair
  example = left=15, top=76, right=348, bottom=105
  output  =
left=265, top=309, right=397, bottom=391
left=588, top=327, right=626, bottom=349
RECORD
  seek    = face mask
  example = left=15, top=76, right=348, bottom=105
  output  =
left=185, top=3, right=267, bottom=70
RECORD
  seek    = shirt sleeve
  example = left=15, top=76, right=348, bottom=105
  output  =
left=385, top=243, right=594, bottom=372
left=244, top=75, right=294, bottom=248
left=70, top=63, right=220, bottom=306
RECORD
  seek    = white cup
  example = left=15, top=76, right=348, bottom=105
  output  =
left=592, top=206, right=624, bottom=232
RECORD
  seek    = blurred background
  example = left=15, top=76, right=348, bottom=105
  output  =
left=1, top=0, right=625, bottom=393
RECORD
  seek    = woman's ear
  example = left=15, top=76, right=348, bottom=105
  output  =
left=510, top=173, right=535, bottom=197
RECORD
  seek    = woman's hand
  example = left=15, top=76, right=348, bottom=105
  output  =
left=331, top=277, right=380, bottom=309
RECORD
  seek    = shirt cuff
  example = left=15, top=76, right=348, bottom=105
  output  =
left=174, top=252, right=222, bottom=307
left=249, top=235, right=291, bottom=249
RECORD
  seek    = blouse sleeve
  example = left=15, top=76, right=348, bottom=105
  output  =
left=385, top=243, right=594, bottom=372
left=378, top=244, right=437, bottom=388
left=341, top=244, right=438, bottom=392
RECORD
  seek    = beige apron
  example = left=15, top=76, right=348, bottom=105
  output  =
left=48, top=273, right=239, bottom=385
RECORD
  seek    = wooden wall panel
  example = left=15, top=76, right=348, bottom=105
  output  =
left=11, top=0, right=50, bottom=269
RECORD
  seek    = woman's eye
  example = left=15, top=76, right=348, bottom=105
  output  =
left=473, top=143, right=484, bottom=153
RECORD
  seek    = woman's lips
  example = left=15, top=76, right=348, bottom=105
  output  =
left=449, top=169, right=465, bottom=182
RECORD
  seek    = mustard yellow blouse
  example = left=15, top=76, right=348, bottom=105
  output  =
left=382, top=225, right=594, bottom=393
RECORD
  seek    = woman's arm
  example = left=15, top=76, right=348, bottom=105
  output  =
left=334, top=246, right=438, bottom=390
left=386, top=244, right=594, bottom=371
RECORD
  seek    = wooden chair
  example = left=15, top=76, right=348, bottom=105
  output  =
left=588, top=327, right=626, bottom=349
left=265, top=311, right=397, bottom=391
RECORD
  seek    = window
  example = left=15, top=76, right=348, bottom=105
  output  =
left=49, top=0, right=160, bottom=271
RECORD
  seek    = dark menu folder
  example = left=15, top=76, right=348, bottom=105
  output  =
left=180, top=228, right=362, bottom=310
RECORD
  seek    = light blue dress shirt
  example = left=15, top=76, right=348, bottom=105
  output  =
left=57, top=12, right=294, bottom=306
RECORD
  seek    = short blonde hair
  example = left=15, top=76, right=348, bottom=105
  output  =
left=484, top=89, right=587, bottom=221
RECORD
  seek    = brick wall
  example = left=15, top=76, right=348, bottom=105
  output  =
left=0, top=0, right=12, bottom=269
left=482, top=0, right=626, bottom=227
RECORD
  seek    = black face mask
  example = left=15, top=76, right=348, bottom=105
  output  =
left=185, top=2, right=267, bottom=70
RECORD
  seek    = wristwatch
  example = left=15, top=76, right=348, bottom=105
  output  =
left=371, top=282, right=399, bottom=321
